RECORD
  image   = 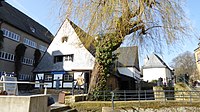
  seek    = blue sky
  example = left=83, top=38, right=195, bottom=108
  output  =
left=5, top=0, right=200, bottom=66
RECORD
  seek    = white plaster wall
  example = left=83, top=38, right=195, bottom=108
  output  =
left=118, top=67, right=140, bottom=80
left=165, top=69, right=172, bottom=79
left=47, top=19, right=95, bottom=71
left=143, top=68, right=169, bottom=82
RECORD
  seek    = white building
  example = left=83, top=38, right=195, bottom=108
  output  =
left=33, top=19, right=141, bottom=90
left=142, top=54, right=173, bottom=85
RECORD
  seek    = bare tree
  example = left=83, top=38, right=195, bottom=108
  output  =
left=171, top=51, right=197, bottom=80
left=58, top=0, right=194, bottom=100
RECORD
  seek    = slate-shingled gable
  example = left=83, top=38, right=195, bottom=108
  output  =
left=114, top=46, right=140, bottom=70
left=0, top=1, right=53, bottom=43
left=143, top=54, right=170, bottom=69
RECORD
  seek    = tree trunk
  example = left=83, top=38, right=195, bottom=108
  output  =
left=88, top=62, right=101, bottom=94
left=87, top=62, right=108, bottom=100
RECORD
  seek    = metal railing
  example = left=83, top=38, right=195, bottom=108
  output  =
left=92, top=90, right=200, bottom=102
left=176, top=76, right=200, bottom=97
left=0, top=81, right=48, bottom=95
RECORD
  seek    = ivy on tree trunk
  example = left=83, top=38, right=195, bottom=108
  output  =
left=87, top=34, right=121, bottom=100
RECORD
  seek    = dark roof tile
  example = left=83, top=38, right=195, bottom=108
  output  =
left=114, top=46, right=140, bottom=70
left=0, top=1, right=53, bottom=43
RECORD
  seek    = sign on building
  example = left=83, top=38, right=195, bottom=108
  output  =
left=0, top=76, right=18, bottom=95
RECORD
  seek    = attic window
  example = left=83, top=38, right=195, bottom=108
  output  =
left=61, top=36, right=68, bottom=43
left=30, top=27, right=35, bottom=33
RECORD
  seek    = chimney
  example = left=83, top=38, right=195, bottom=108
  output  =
left=0, top=0, right=4, bottom=7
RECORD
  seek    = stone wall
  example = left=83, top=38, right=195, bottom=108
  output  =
left=0, top=94, right=49, bottom=112
left=102, top=107, right=200, bottom=112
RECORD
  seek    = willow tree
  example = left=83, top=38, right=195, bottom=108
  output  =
left=58, top=0, right=192, bottom=100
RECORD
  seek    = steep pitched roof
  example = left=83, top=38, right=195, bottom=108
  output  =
left=114, top=46, right=140, bottom=70
left=33, top=19, right=95, bottom=73
left=143, top=54, right=170, bottom=69
left=69, top=21, right=95, bottom=56
left=0, top=1, right=53, bottom=43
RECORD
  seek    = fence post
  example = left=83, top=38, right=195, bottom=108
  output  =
left=111, top=92, right=114, bottom=111
left=139, top=90, right=141, bottom=101
left=85, top=83, right=87, bottom=94
left=164, top=90, right=166, bottom=102
left=124, top=90, right=126, bottom=101
left=72, top=81, right=74, bottom=96
left=44, top=86, right=47, bottom=95
left=104, top=91, right=105, bottom=101
left=190, top=91, right=192, bottom=103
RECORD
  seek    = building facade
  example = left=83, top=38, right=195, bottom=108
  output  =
left=33, top=19, right=141, bottom=90
left=194, top=44, right=200, bottom=80
left=33, top=19, right=95, bottom=89
left=0, top=0, right=53, bottom=82
left=142, top=54, right=173, bottom=85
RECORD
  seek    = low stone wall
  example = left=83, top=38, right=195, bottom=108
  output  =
left=102, top=107, right=200, bottom=112
left=65, top=94, right=87, bottom=103
left=0, top=94, right=49, bottom=112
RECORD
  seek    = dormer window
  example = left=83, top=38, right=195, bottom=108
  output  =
left=54, top=54, right=74, bottom=63
left=64, top=54, right=74, bottom=62
left=54, top=55, right=63, bottom=63
left=30, top=27, right=35, bottom=33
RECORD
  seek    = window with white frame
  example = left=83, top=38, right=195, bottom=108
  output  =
left=0, top=51, right=33, bottom=65
left=39, top=45, right=47, bottom=52
left=22, top=57, right=34, bottom=65
left=0, top=51, right=15, bottom=61
left=23, top=38, right=37, bottom=48
left=63, top=72, right=73, bottom=82
left=1, top=28, right=20, bottom=42
left=64, top=54, right=74, bottom=62
left=44, top=74, right=53, bottom=81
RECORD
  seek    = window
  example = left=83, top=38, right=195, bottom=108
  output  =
left=2, top=28, right=20, bottom=42
left=0, top=51, right=34, bottom=65
left=0, top=51, right=5, bottom=59
left=30, top=27, right=36, bottom=33
left=22, top=57, right=34, bottom=65
left=63, top=72, right=73, bottom=81
left=61, top=36, right=68, bottom=43
left=54, top=55, right=63, bottom=63
left=23, top=38, right=37, bottom=48
left=64, top=54, right=74, bottom=62
left=39, top=45, right=47, bottom=52
left=44, top=74, right=53, bottom=81
left=0, top=51, right=15, bottom=61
